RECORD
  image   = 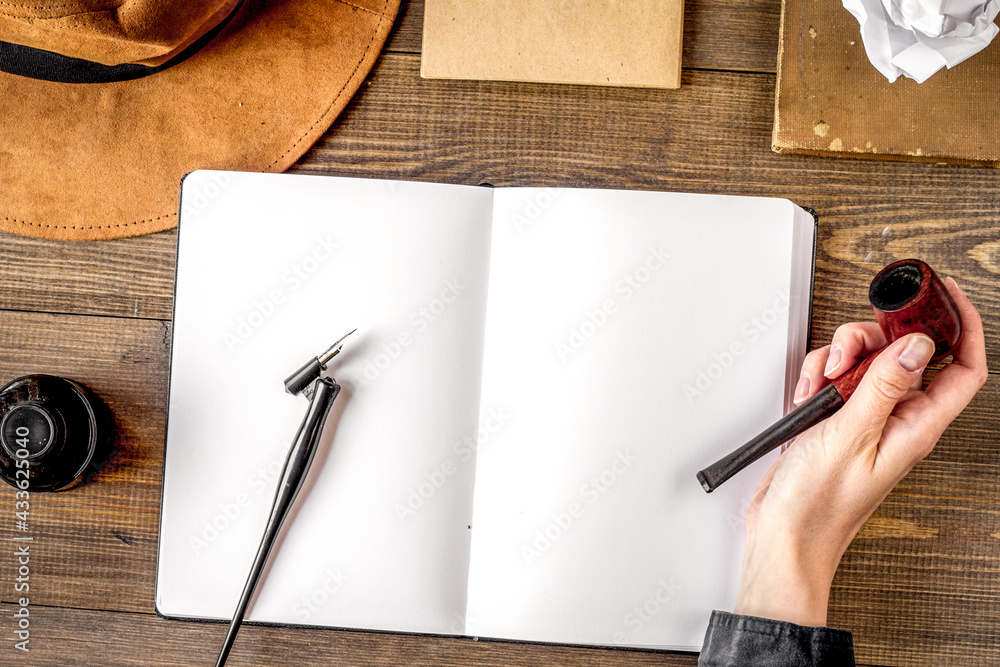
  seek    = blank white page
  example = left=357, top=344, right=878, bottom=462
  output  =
left=157, top=171, right=494, bottom=635
left=465, top=188, right=813, bottom=649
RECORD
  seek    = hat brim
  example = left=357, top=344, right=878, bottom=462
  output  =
left=0, top=0, right=399, bottom=241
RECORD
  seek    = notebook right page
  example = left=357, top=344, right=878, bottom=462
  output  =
left=465, top=188, right=814, bottom=649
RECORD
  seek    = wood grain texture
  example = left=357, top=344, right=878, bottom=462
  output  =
left=380, top=0, right=424, bottom=53
left=0, top=314, right=996, bottom=666
left=683, top=0, right=781, bottom=73
left=0, top=229, right=177, bottom=320
left=385, top=0, right=781, bottom=74
left=300, top=55, right=1000, bottom=366
left=0, top=1, right=998, bottom=664
left=831, top=374, right=1000, bottom=667
left=0, top=312, right=168, bottom=614
left=0, top=604, right=698, bottom=667
left=3, top=55, right=997, bottom=367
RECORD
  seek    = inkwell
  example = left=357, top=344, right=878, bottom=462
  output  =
left=0, top=374, right=113, bottom=491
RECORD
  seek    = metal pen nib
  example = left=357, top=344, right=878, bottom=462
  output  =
left=284, top=329, right=357, bottom=396
left=216, top=330, right=354, bottom=667
left=318, top=328, right=357, bottom=365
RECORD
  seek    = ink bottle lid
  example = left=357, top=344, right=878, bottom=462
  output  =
left=0, top=375, right=110, bottom=492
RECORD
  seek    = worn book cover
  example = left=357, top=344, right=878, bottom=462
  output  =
left=421, top=0, right=683, bottom=89
left=773, top=0, right=1000, bottom=166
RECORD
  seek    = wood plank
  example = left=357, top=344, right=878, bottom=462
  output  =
left=0, top=604, right=698, bottom=666
left=0, top=312, right=168, bottom=613
left=0, top=229, right=177, bottom=320
left=829, top=373, right=1000, bottom=666
left=382, top=0, right=422, bottom=54
left=682, top=0, right=781, bottom=73
left=3, top=55, right=998, bottom=370
left=384, top=0, right=782, bottom=74
left=0, top=5, right=996, bottom=663
left=303, top=55, right=1000, bottom=208
left=303, top=54, right=1000, bottom=363
left=0, top=310, right=997, bottom=667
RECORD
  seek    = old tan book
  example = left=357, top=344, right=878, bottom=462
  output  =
left=421, top=0, right=683, bottom=89
left=773, top=0, right=1000, bottom=166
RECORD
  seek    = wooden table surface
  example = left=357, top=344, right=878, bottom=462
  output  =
left=1, top=1, right=998, bottom=665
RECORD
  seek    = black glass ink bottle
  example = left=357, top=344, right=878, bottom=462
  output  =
left=0, top=375, right=112, bottom=491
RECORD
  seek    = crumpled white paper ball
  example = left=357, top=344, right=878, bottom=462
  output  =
left=842, top=0, right=1000, bottom=82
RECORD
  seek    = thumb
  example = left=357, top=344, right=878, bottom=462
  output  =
left=833, top=333, right=935, bottom=446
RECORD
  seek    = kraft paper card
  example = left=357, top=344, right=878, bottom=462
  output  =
left=421, top=0, right=684, bottom=89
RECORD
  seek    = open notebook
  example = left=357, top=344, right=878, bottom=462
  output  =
left=156, top=171, right=816, bottom=651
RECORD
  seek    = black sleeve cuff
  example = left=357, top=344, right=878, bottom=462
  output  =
left=698, top=610, right=855, bottom=667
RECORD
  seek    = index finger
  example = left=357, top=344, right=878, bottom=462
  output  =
left=921, top=277, right=989, bottom=423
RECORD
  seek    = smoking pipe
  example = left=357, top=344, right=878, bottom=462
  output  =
left=697, top=259, right=962, bottom=493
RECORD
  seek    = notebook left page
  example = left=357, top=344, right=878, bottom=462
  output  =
left=157, top=171, right=494, bottom=635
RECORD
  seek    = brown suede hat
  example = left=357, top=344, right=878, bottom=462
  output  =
left=0, top=0, right=399, bottom=241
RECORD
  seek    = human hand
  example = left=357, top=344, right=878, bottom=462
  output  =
left=733, top=277, right=988, bottom=627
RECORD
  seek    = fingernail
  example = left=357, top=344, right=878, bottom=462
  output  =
left=793, top=375, right=810, bottom=404
left=946, top=276, right=965, bottom=296
left=824, top=346, right=842, bottom=377
left=898, top=335, right=935, bottom=372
